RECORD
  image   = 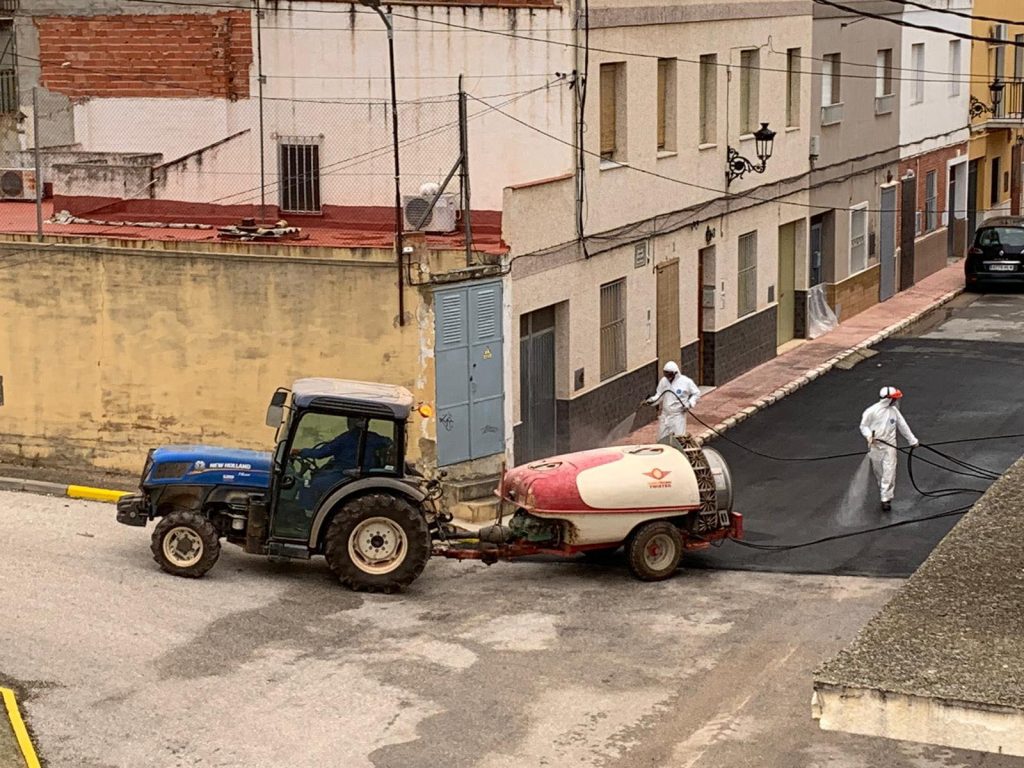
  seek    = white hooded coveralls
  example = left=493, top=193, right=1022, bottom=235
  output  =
left=859, top=398, right=918, bottom=503
left=648, top=363, right=700, bottom=440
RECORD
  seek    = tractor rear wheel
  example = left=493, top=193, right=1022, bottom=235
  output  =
left=324, top=493, right=430, bottom=593
left=151, top=510, right=221, bottom=578
left=626, top=521, right=683, bottom=581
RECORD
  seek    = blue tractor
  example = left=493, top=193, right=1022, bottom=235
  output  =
left=116, top=378, right=444, bottom=592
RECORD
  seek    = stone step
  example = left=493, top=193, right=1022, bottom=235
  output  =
left=447, top=475, right=501, bottom=503
left=449, top=498, right=502, bottom=524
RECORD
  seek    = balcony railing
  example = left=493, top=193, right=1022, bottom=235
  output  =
left=0, top=68, right=16, bottom=114
left=995, top=79, right=1024, bottom=122
left=874, top=94, right=894, bottom=116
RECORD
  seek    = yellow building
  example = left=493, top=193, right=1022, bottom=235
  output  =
left=968, top=2, right=1024, bottom=230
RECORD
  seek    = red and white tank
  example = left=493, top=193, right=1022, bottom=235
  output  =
left=499, top=442, right=733, bottom=546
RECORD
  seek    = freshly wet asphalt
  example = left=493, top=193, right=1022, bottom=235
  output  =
left=692, top=293, right=1024, bottom=577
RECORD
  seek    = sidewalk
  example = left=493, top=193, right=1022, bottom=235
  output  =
left=624, top=261, right=965, bottom=445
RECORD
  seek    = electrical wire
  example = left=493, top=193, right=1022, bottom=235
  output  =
left=883, top=0, right=1024, bottom=26
left=19, top=2, right=1007, bottom=87
left=474, top=96, right=978, bottom=218
left=812, top=0, right=1024, bottom=47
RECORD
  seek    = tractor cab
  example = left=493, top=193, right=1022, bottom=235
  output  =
left=263, top=378, right=419, bottom=547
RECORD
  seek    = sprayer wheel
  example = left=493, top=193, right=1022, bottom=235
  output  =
left=626, top=522, right=683, bottom=582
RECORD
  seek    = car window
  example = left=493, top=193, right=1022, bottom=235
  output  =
left=979, top=227, right=1024, bottom=248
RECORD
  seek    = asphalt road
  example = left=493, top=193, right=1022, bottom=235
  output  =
left=3, top=492, right=1024, bottom=768
left=693, top=293, right=1024, bottom=577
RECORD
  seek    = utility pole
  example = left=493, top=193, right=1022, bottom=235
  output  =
left=254, top=0, right=267, bottom=224
left=458, top=74, right=473, bottom=267
left=32, top=87, right=42, bottom=241
left=361, top=0, right=405, bottom=326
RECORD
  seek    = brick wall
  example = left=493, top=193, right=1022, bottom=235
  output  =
left=898, top=143, right=967, bottom=257
left=701, top=306, right=777, bottom=386
left=36, top=12, right=252, bottom=100
left=826, top=263, right=880, bottom=322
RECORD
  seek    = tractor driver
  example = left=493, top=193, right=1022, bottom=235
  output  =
left=291, top=417, right=392, bottom=506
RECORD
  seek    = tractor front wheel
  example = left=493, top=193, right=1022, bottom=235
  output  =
left=151, top=510, right=221, bottom=578
left=626, top=521, right=683, bottom=582
left=324, top=493, right=430, bottom=593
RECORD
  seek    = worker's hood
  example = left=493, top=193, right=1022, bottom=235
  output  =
left=144, top=445, right=272, bottom=487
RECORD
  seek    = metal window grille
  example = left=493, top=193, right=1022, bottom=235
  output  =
left=0, top=21, right=16, bottom=114
left=925, top=171, right=937, bottom=232
left=0, top=1, right=18, bottom=13
left=737, top=232, right=757, bottom=317
left=278, top=136, right=322, bottom=213
left=599, top=279, right=626, bottom=380
left=850, top=206, right=867, bottom=273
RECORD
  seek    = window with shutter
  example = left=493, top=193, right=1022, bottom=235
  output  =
left=600, top=63, right=618, bottom=159
left=699, top=54, right=717, bottom=145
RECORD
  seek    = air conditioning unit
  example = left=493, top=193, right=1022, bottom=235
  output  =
left=0, top=168, right=38, bottom=201
left=403, top=192, right=457, bottom=233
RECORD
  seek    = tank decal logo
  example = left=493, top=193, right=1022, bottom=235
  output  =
left=643, top=468, right=672, bottom=488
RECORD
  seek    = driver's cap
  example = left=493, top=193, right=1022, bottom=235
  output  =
left=879, top=386, right=903, bottom=400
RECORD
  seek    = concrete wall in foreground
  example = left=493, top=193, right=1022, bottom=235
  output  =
left=0, top=239, right=439, bottom=472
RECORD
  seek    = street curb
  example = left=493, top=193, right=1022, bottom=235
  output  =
left=694, top=286, right=964, bottom=446
left=0, top=476, right=128, bottom=504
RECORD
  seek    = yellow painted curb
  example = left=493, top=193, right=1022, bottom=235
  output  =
left=66, top=485, right=129, bottom=503
left=1, top=687, right=41, bottom=768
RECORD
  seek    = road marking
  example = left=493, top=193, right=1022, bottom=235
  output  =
left=1, top=687, right=41, bottom=768
left=67, top=485, right=129, bottom=503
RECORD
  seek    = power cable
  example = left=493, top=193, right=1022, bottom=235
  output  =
left=475, top=96, right=975, bottom=218
left=20, top=3, right=1003, bottom=87
left=875, top=0, right=1024, bottom=27
left=812, top=0, right=1024, bottom=46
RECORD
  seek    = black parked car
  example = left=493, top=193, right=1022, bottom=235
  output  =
left=966, top=217, right=1024, bottom=290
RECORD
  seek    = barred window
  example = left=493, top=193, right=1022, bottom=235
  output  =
left=278, top=135, right=322, bottom=213
left=737, top=232, right=757, bottom=317
left=925, top=170, right=937, bottom=232
left=600, top=278, right=626, bottom=380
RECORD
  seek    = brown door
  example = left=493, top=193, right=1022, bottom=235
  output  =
left=656, top=259, right=680, bottom=373
left=777, top=222, right=797, bottom=345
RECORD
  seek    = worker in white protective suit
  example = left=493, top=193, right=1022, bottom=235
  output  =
left=647, top=361, right=700, bottom=440
left=859, top=386, right=919, bottom=512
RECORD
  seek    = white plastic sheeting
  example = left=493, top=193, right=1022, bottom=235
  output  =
left=806, top=283, right=839, bottom=340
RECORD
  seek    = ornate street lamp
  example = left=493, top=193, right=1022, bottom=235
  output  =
left=726, top=122, right=776, bottom=183
left=969, top=78, right=1005, bottom=119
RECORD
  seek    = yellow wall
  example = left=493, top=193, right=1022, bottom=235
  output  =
left=0, top=239, right=440, bottom=473
left=969, top=0, right=1024, bottom=213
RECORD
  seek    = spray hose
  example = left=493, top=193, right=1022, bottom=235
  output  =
left=641, top=390, right=1021, bottom=551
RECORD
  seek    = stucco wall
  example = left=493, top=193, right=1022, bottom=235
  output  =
left=0, top=240, right=438, bottom=473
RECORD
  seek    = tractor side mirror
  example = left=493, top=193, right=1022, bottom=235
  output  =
left=266, top=389, right=288, bottom=428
